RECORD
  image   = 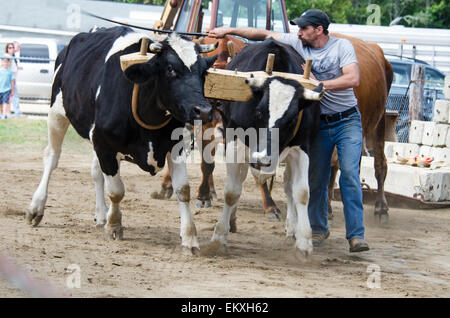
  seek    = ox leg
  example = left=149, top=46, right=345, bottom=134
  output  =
left=370, top=124, right=389, bottom=223
left=27, top=99, right=70, bottom=227
left=151, top=167, right=173, bottom=200
left=283, top=147, right=313, bottom=257
left=103, top=163, right=125, bottom=240
left=212, top=141, right=249, bottom=246
left=196, top=122, right=216, bottom=208
left=328, top=148, right=339, bottom=222
left=196, top=160, right=215, bottom=208
left=167, top=152, right=199, bottom=254
left=259, top=182, right=281, bottom=221
left=91, top=153, right=108, bottom=227
left=208, top=173, right=218, bottom=201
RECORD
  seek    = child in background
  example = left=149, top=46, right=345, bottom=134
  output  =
left=0, top=56, right=15, bottom=119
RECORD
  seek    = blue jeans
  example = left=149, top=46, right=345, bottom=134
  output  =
left=308, top=107, right=365, bottom=241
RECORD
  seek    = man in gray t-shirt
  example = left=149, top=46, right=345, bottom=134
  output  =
left=209, top=9, right=369, bottom=253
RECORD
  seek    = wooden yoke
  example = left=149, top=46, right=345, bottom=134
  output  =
left=204, top=54, right=323, bottom=102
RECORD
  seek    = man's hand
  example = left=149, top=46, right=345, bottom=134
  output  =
left=208, top=28, right=229, bottom=39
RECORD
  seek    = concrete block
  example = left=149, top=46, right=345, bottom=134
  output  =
left=418, top=170, right=443, bottom=202
left=358, top=157, right=450, bottom=202
left=391, top=142, right=407, bottom=158
left=419, top=145, right=432, bottom=159
left=433, top=100, right=449, bottom=123
left=441, top=173, right=450, bottom=201
left=409, top=120, right=425, bottom=144
left=403, top=143, right=420, bottom=157
left=430, top=147, right=450, bottom=163
left=432, top=124, right=449, bottom=147
left=384, top=142, right=395, bottom=159
left=421, top=121, right=436, bottom=146
left=445, top=75, right=450, bottom=100
left=447, top=130, right=450, bottom=148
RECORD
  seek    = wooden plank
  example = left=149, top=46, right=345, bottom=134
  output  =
left=120, top=52, right=155, bottom=71
left=204, top=69, right=322, bottom=101
left=204, top=69, right=253, bottom=101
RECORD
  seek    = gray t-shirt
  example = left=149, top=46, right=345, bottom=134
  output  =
left=278, top=33, right=358, bottom=115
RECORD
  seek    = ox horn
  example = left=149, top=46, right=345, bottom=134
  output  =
left=149, top=42, right=163, bottom=53
left=199, top=41, right=218, bottom=53
left=245, top=74, right=265, bottom=88
left=303, top=86, right=324, bottom=100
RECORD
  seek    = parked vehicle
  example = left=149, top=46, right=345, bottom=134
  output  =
left=386, top=56, right=445, bottom=142
left=0, top=37, right=66, bottom=101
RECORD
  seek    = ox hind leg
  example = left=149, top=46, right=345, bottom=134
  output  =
left=211, top=141, right=249, bottom=247
left=151, top=167, right=173, bottom=200
left=327, top=148, right=339, bottom=222
left=283, top=147, right=313, bottom=257
left=27, top=95, right=70, bottom=226
left=259, top=181, right=282, bottom=221
left=368, top=121, right=389, bottom=223
left=196, top=122, right=218, bottom=208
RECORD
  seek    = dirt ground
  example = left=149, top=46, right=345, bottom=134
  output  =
left=0, top=142, right=449, bottom=298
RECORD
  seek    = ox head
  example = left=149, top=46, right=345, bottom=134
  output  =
left=245, top=76, right=323, bottom=176
left=124, top=34, right=218, bottom=124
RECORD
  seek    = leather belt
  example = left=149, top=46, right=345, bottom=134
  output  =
left=320, top=106, right=357, bottom=123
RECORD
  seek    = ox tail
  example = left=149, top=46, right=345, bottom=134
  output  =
left=384, top=58, right=394, bottom=95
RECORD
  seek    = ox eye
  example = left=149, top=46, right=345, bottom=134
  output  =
left=167, top=65, right=176, bottom=78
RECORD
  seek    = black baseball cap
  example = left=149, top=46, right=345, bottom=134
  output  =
left=290, top=9, right=330, bottom=30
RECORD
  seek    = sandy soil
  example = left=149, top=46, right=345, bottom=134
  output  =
left=0, top=143, right=449, bottom=298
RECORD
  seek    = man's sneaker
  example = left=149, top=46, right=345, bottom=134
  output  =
left=312, top=230, right=330, bottom=247
left=349, top=238, right=370, bottom=252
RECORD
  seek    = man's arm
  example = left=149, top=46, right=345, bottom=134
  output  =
left=208, top=27, right=280, bottom=41
left=320, top=63, right=360, bottom=91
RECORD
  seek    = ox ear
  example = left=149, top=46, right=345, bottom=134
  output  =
left=124, top=60, right=159, bottom=84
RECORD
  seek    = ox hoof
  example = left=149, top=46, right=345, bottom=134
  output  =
left=94, top=216, right=107, bottom=227
left=182, top=246, right=200, bottom=256
left=294, top=246, right=312, bottom=262
left=151, top=186, right=173, bottom=200
left=26, top=211, right=43, bottom=227
left=375, top=212, right=389, bottom=224
left=295, top=237, right=313, bottom=260
left=284, top=235, right=296, bottom=246
left=265, top=208, right=281, bottom=221
left=105, top=225, right=124, bottom=240
left=195, top=199, right=212, bottom=209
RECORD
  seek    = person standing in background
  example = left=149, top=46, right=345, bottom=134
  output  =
left=12, top=41, right=21, bottom=117
left=0, top=56, right=15, bottom=119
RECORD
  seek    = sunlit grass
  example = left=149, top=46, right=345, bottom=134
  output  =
left=0, top=117, right=91, bottom=153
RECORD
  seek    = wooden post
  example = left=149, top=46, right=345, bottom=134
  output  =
left=265, top=53, right=275, bottom=75
left=140, top=38, right=149, bottom=55
left=303, top=59, right=312, bottom=79
left=409, top=64, right=425, bottom=121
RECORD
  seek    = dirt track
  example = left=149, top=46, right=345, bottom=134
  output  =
left=0, top=143, right=449, bottom=298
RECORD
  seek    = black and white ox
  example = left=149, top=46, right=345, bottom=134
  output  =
left=210, top=38, right=323, bottom=257
left=27, top=26, right=217, bottom=253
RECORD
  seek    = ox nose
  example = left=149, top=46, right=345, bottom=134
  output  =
left=193, top=105, right=212, bottom=123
